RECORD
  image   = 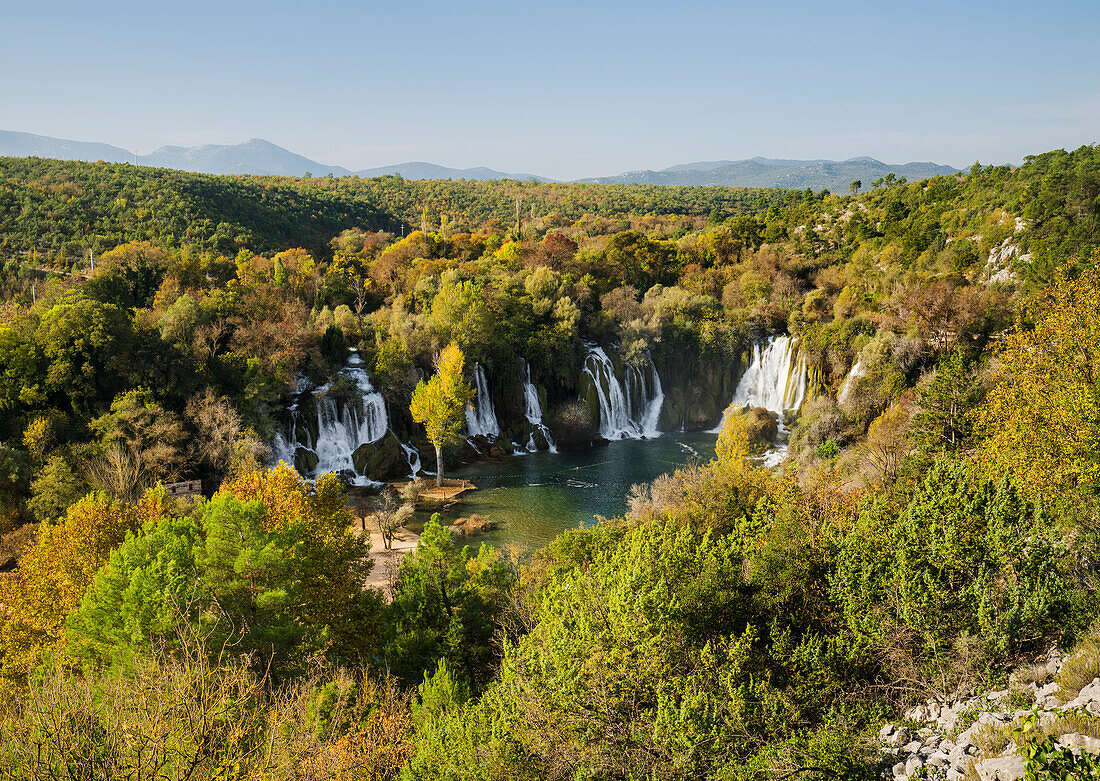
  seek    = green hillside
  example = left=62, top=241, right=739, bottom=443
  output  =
left=0, top=144, right=1099, bottom=779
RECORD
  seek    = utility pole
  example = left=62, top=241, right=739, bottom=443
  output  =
left=89, top=248, right=94, bottom=274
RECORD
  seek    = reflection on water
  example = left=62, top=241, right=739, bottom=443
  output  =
left=414, top=433, right=718, bottom=550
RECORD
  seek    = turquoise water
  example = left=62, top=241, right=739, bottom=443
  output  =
left=422, top=432, right=718, bottom=550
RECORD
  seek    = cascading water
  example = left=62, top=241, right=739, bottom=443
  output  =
left=837, top=359, right=866, bottom=408
left=582, top=345, right=665, bottom=440
left=273, top=350, right=389, bottom=485
left=465, top=363, right=500, bottom=439
left=625, top=359, right=665, bottom=439
left=711, top=336, right=808, bottom=465
left=400, top=441, right=422, bottom=476
left=522, top=359, right=557, bottom=453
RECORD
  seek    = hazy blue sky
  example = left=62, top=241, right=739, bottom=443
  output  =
left=1, top=0, right=1097, bottom=179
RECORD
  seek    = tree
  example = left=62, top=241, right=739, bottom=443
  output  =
left=410, top=344, right=474, bottom=487
left=911, top=348, right=982, bottom=453
left=35, top=296, right=135, bottom=413
left=977, top=267, right=1100, bottom=500
left=87, top=388, right=186, bottom=503
left=368, top=488, right=415, bottom=550
left=184, top=388, right=267, bottom=484
left=27, top=454, right=85, bottom=522
left=849, top=179, right=862, bottom=194
left=68, top=468, right=378, bottom=676
left=0, top=488, right=169, bottom=674
left=386, top=515, right=514, bottom=690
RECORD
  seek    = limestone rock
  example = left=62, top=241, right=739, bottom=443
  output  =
left=974, top=755, right=1025, bottom=781
left=1059, top=732, right=1100, bottom=753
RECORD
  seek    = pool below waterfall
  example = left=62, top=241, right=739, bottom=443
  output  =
left=413, top=432, right=718, bottom=550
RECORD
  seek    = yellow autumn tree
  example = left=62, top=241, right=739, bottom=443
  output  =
left=977, top=264, right=1100, bottom=500
left=410, top=343, right=474, bottom=486
left=0, top=487, right=170, bottom=674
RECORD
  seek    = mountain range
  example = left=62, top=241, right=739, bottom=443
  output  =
left=0, top=130, right=960, bottom=190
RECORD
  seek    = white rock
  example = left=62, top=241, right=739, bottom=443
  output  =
left=880, top=722, right=896, bottom=739
left=949, top=743, right=971, bottom=763
left=947, top=769, right=965, bottom=781
left=905, top=755, right=925, bottom=776
left=974, top=754, right=1025, bottom=781
left=927, top=753, right=950, bottom=768
left=891, top=727, right=911, bottom=747
left=902, top=740, right=923, bottom=754
left=1058, top=732, right=1100, bottom=754
left=988, top=689, right=1010, bottom=702
left=892, top=760, right=907, bottom=778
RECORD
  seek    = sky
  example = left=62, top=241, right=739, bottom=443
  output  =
left=1, top=0, right=1098, bottom=180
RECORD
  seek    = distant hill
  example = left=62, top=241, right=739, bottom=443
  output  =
left=0, top=132, right=349, bottom=177
left=0, top=130, right=136, bottom=164
left=0, top=131, right=960, bottom=188
left=354, top=161, right=554, bottom=182
left=583, top=157, right=960, bottom=191
left=139, top=138, right=351, bottom=177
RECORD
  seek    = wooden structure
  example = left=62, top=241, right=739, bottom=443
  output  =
left=165, top=479, right=203, bottom=498
left=392, top=478, right=476, bottom=506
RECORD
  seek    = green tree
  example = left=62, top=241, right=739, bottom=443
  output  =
left=849, top=179, right=862, bottom=194
left=68, top=484, right=377, bottom=677
left=27, top=454, right=85, bottom=522
left=410, top=343, right=474, bottom=486
left=911, top=348, right=982, bottom=453
left=35, top=296, right=135, bottom=413
left=386, top=515, right=514, bottom=690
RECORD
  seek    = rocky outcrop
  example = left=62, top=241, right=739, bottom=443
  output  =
left=876, top=649, right=1100, bottom=781
left=654, top=346, right=745, bottom=431
left=351, top=431, right=408, bottom=482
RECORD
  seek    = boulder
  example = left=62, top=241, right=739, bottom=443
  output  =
left=351, top=432, right=408, bottom=482
left=1059, top=733, right=1100, bottom=753
left=294, top=447, right=319, bottom=475
left=890, top=727, right=912, bottom=747
left=974, top=755, right=1024, bottom=781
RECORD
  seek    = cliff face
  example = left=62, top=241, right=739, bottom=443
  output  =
left=653, top=347, right=746, bottom=432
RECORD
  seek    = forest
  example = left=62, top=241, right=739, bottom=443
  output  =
left=0, top=144, right=1099, bottom=779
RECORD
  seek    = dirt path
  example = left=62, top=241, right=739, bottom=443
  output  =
left=362, top=527, right=420, bottom=597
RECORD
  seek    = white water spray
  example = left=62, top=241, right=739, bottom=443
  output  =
left=837, top=359, right=865, bottom=408
left=273, top=350, right=388, bottom=485
left=711, top=336, right=807, bottom=432
left=582, top=345, right=665, bottom=440
left=465, top=363, right=500, bottom=438
left=522, top=359, right=557, bottom=452
left=712, top=336, right=808, bottom=466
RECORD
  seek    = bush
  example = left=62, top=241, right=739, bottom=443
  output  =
left=1057, top=626, right=1100, bottom=701
left=548, top=400, right=596, bottom=451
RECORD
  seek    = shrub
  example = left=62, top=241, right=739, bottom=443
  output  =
left=1057, top=626, right=1100, bottom=701
left=548, top=400, right=596, bottom=451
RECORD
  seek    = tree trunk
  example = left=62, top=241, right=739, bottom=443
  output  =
left=435, top=444, right=444, bottom=487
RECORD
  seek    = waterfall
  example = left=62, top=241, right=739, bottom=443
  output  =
left=522, top=359, right=557, bottom=453
left=837, top=359, right=866, bottom=408
left=626, top=359, right=664, bottom=439
left=273, top=349, right=388, bottom=485
left=465, top=363, right=500, bottom=438
left=712, top=336, right=807, bottom=433
left=400, top=441, right=422, bottom=477
left=582, top=345, right=665, bottom=440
